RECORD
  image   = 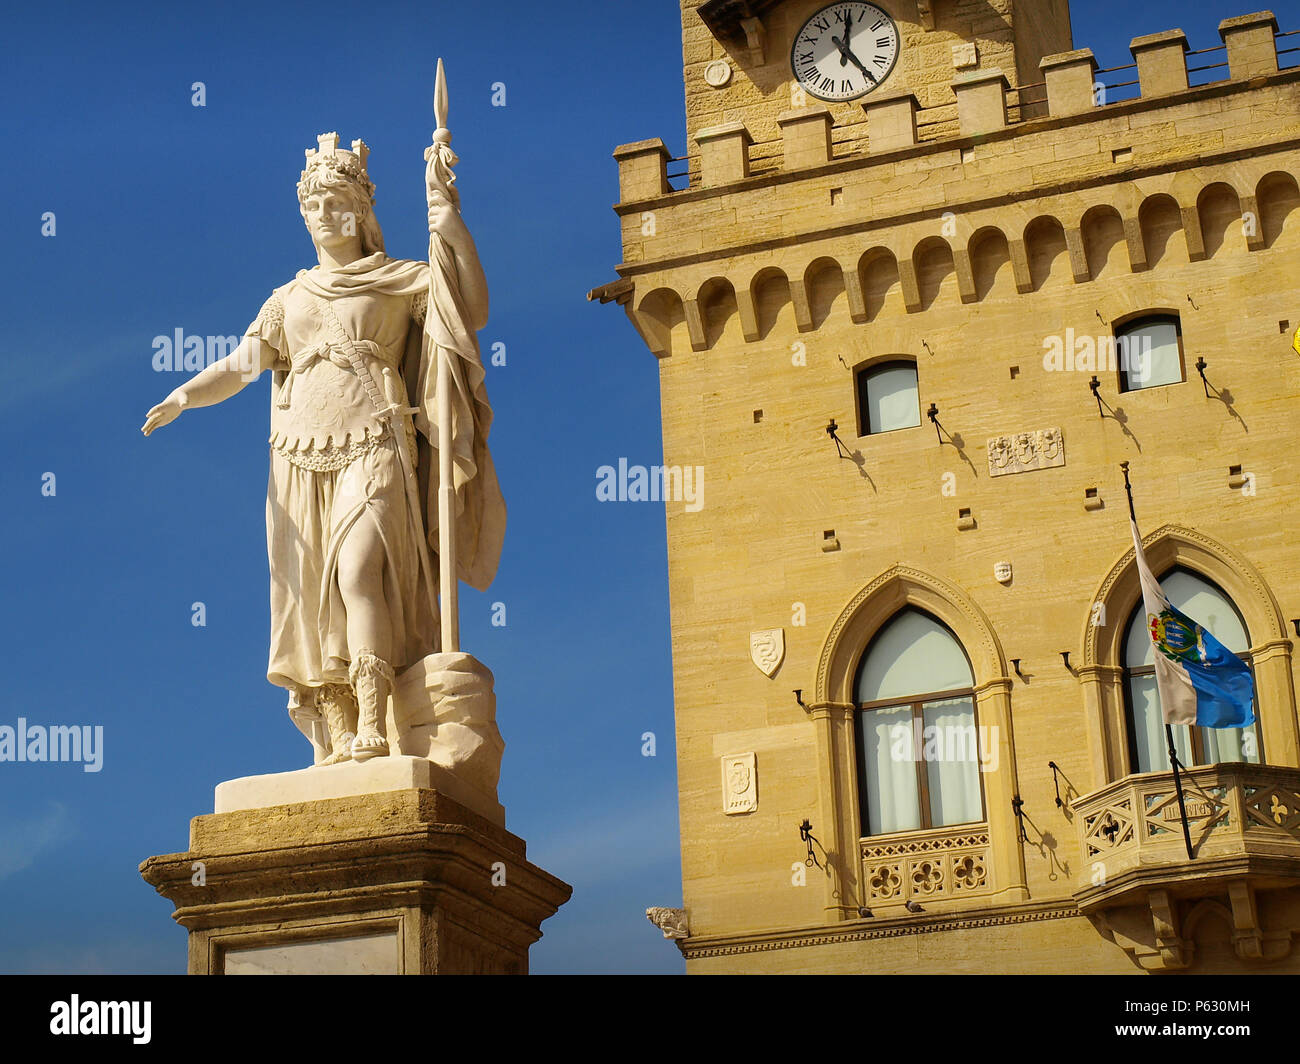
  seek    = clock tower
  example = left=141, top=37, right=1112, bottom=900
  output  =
left=683, top=0, right=1072, bottom=171
left=596, top=1, right=1300, bottom=974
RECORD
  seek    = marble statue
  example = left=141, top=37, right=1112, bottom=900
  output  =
left=142, top=63, right=506, bottom=798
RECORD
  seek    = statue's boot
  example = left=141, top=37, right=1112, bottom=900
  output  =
left=350, top=649, right=393, bottom=762
left=318, top=683, right=358, bottom=766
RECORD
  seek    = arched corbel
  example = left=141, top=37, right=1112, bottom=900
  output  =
left=953, top=246, right=978, bottom=303
left=1122, top=215, right=1148, bottom=272
left=844, top=268, right=869, bottom=323
left=789, top=276, right=815, bottom=332
left=683, top=298, right=708, bottom=352
left=1064, top=226, right=1091, bottom=283
left=1180, top=204, right=1208, bottom=260
left=736, top=286, right=761, bottom=342
left=897, top=257, right=923, bottom=311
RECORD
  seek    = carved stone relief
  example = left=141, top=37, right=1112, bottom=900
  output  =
left=722, top=752, right=758, bottom=815
left=987, top=427, right=1065, bottom=477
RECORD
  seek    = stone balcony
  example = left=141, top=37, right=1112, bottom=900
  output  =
left=1072, top=763, right=1300, bottom=968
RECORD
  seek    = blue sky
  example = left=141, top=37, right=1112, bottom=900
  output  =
left=2, top=0, right=1296, bottom=975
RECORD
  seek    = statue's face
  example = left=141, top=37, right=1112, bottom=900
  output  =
left=301, top=187, right=363, bottom=250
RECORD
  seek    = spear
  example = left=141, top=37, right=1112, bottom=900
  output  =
left=427, top=57, right=460, bottom=653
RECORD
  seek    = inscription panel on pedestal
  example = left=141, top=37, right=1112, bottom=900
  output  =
left=222, top=931, right=400, bottom=975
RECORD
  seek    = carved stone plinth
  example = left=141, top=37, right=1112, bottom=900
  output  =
left=216, top=753, right=506, bottom=827
left=139, top=789, right=571, bottom=974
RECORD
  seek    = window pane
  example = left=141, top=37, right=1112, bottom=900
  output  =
left=1164, top=571, right=1249, bottom=653
left=1124, top=570, right=1249, bottom=665
left=862, top=363, right=920, bottom=433
left=857, top=610, right=975, bottom=703
left=1121, top=319, right=1182, bottom=390
left=1201, top=722, right=1260, bottom=764
left=922, top=697, right=982, bottom=827
left=858, top=705, right=921, bottom=835
left=1129, top=674, right=1194, bottom=772
left=1125, top=569, right=1256, bottom=769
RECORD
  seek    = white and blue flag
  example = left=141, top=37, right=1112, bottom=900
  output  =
left=1129, top=518, right=1255, bottom=728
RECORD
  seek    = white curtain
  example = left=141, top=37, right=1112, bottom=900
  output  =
left=1202, top=723, right=1259, bottom=764
left=1129, top=674, right=1193, bottom=772
left=859, top=705, right=921, bottom=835
left=923, top=697, right=982, bottom=827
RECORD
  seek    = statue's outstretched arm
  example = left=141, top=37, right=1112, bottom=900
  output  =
left=141, top=336, right=279, bottom=436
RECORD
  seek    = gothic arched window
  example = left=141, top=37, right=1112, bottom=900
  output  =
left=853, top=609, right=983, bottom=836
left=1123, top=567, right=1262, bottom=772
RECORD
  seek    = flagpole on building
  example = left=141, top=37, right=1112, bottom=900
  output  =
left=1121, top=462, right=1195, bottom=861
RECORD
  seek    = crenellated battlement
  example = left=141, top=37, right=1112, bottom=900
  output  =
left=597, top=9, right=1300, bottom=363
left=614, top=11, right=1292, bottom=203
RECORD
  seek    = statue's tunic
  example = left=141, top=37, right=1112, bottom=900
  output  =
left=245, top=270, right=436, bottom=698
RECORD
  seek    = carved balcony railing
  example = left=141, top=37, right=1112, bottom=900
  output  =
left=1073, top=763, right=1300, bottom=911
left=860, top=822, right=993, bottom=910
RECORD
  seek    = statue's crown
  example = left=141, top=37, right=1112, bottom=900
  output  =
left=300, top=132, right=376, bottom=203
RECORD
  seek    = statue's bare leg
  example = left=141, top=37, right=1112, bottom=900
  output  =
left=336, top=516, right=394, bottom=760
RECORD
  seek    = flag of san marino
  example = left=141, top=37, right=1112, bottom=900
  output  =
left=1129, top=517, right=1255, bottom=728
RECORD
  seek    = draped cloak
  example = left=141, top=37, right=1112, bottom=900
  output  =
left=245, top=252, right=505, bottom=706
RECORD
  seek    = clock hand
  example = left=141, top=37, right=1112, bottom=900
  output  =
left=831, top=34, right=876, bottom=84
left=841, top=9, right=853, bottom=66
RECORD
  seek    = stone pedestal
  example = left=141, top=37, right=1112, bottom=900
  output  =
left=215, top=754, right=506, bottom=826
left=139, top=788, right=571, bottom=974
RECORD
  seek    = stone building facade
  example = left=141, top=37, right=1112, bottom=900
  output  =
left=594, top=1, right=1300, bottom=973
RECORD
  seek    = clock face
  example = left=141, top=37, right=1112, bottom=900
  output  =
left=791, top=2, right=901, bottom=102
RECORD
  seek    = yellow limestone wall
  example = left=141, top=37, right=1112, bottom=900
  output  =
left=608, top=2, right=1300, bottom=973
